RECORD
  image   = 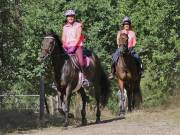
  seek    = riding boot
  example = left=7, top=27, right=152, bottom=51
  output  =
left=108, top=63, right=116, bottom=80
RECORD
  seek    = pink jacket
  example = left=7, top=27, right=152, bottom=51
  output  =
left=62, top=22, right=84, bottom=48
left=120, top=30, right=137, bottom=48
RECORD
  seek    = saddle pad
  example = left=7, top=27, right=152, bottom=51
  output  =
left=84, top=56, right=91, bottom=67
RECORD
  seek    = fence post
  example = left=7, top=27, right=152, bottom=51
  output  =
left=40, top=76, right=45, bottom=120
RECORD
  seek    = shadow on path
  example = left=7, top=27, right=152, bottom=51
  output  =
left=75, top=116, right=125, bottom=128
left=0, top=110, right=64, bottom=134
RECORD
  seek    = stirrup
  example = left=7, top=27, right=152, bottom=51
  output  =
left=81, top=79, right=91, bottom=88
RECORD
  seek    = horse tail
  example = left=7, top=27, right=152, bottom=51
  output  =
left=134, top=79, right=143, bottom=107
left=99, top=66, right=111, bottom=107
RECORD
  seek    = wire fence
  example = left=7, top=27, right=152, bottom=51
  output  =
left=0, top=94, right=40, bottom=112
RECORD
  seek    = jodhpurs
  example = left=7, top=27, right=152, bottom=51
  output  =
left=75, top=46, right=84, bottom=67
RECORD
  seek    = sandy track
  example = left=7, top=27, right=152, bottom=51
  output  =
left=6, top=108, right=180, bottom=135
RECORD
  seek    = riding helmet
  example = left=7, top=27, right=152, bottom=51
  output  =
left=65, top=9, right=76, bottom=16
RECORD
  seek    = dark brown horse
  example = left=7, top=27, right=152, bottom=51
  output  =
left=38, top=31, right=67, bottom=115
left=38, top=31, right=111, bottom=126
left=61, top=49, right=111, bottom=126
left=115, top=33, right=142, bottom=118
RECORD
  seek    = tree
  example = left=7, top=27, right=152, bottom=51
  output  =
left=0, top=0, right=179, bottom=110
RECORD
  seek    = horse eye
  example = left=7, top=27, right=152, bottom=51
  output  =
left=50, top=40, right=55, bottom=45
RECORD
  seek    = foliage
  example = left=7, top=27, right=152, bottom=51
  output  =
left=0, top=0, right=179, bottom=112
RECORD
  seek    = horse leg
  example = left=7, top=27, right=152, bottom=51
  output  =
left=57, top=91, right=65, bottom=116
left=79, top=88, right=87, bottom=125
left=118, top=79, right=125, bottom=118
left=95, top=85, right=101, bottom=123
left=53, top=81, right=65, bottom=115
left=127, top=89, right=132, bottom=112
left=63, top=85, right=71, bottom=127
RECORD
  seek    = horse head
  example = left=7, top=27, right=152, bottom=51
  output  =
left=38, top=31, right=61, bottom=62
left=118, top=33, right=129, bottom=54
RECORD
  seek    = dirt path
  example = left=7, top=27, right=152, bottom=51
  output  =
left=5, top=108, right=180, bottom=135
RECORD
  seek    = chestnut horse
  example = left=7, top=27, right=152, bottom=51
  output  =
left=115, top=33, right=142, bottom=118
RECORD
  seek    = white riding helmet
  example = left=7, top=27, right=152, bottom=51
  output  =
left=65, top=9, right=76, bottom=16
left=122, top=16, right=131, bottom=25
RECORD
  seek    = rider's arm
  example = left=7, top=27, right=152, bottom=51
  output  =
left=132, top=32, right=137, bottom=47
left=116, top=31, right=121, bottom=48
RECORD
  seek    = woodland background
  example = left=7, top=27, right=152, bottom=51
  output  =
left=0, top=0, right=179, bottom=112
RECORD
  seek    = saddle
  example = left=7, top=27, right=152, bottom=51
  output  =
left=68, top=49, right=92, bottom=89
left=83, top=49, right=92, bottom=67
left=69, top=48, right=92, bottom=70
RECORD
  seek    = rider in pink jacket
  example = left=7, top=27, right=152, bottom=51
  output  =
left=119, top=29, right=136, bottom=48
left=62, top=10, right=85, bottom=66
left=62, top=9, right=89, bottom=87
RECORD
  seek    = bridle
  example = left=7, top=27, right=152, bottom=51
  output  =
left=41, top=36, right=56, bottom=60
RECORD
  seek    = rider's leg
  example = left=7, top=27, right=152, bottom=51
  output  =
left=75, top=47, right=90, bottom=87
left=130, top=48, right=144, bottom=74
left=75, top=46, right=84, bottom=68
left=109, top=49, right=120, bottom=79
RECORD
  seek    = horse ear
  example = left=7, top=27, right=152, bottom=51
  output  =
left=49, top=29, right=55, bottom=34
left=42, top=31, right=46, bottom=37
left=45, top=29, right=55, bottom=36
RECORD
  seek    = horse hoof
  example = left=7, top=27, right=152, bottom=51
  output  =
left=63, top=122, right=69, bottom=127
left=119, top=113, right=125, bottom=119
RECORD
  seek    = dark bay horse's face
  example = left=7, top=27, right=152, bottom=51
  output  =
left=38, top=36, right=55, bottom=62
left=118, top=33, right=129, bottom=54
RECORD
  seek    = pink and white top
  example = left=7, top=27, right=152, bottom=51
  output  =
left=62, top=22, right=84, bottom=48
left=120, top=30, right=137, bottom=48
